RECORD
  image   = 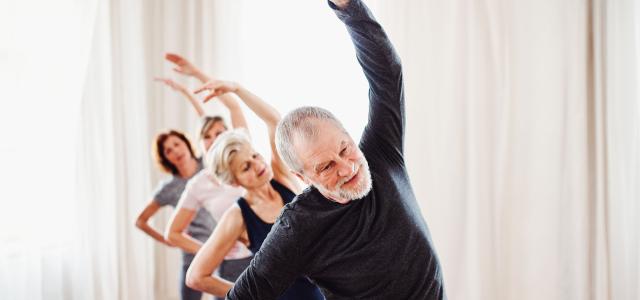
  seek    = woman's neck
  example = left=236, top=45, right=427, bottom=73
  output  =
left=176, top=157, right=199, bottom=178
left=246, top=181, right=278, bottom=205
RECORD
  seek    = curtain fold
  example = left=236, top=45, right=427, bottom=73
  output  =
left=597, top=0, right=640, bottom=299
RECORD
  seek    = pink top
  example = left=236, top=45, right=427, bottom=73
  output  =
left=177, top=169, right=252, bottom=260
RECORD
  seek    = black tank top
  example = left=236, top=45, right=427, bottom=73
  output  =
left=237, top=179, right=295, bottom=253
left=237, top=180, right=324, bottom=300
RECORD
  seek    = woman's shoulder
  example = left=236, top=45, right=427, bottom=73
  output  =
left=154, top=174, right=181, bottom=193
left=187, top=169, right=211, bottom=188
left=187, top=169, right=230, bottom=190
left=217, top=203, right=245, bottom=229
left=152, top=175, right=185, bottom=206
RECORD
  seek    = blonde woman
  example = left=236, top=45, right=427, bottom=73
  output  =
left=185, top=80, right=324, bottom=299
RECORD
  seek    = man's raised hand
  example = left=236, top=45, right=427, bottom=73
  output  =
left=329, top=0, right=350, bottom=9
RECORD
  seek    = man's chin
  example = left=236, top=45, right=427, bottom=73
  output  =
left=338, top=179, right=372, bottom=201
left=318, top=185, right=360, bottom=204
left=316, top=170, right=372, bottom=203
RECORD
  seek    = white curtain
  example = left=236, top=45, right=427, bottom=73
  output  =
left=365, top=0, right=639, bottom=299
left=0, top=0, right=637, bottom=299
left=77, top=0, right=154, bottom=298
left=594, top=0, right=640, bottom=298
left=0, top=0, right=99, bottom=299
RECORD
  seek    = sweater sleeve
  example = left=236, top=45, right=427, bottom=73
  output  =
left=226, top=213, right=302, bottom=300
left=332, top=0, right=405, bottom=163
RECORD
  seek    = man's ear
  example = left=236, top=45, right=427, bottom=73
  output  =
left=292, top=170, right=310, bottom=185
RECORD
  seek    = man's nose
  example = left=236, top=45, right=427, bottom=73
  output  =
left=336, top=159, right=354, bottom=177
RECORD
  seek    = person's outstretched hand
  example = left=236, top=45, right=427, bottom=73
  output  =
left=165, top=53, right=201, bottom=77
left=194, top=80, right=239, bottom=103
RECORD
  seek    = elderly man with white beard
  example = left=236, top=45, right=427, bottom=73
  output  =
left=226, top=0, right=447, bottom=299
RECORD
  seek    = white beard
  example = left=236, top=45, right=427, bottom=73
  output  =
left=317, top=157, right=373, bottom=202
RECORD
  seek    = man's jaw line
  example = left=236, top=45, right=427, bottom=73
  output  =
left=318, top=165, right=363, bottom=204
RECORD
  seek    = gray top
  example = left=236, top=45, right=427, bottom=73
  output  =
left=227, top=1, right=446, bottom=299
left=153, top=159, right=215, bottom=245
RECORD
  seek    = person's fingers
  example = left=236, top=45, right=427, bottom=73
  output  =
left=193, top=85, right=209, bottom=94
left=195, top=80, right=222, bottom=93
left=203, top=93, right=218, bottom=103
left=165, top=53, right=180, bottom=63
left=173, top=67, right=187, bottom=74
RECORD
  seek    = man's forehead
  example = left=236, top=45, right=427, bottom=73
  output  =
left=294, top=128, right=350, bottom=168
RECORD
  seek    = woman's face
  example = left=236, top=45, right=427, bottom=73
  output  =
left=228, top=143, right=273, bottom=189
left=163, top=135, right=191, bottom=167
left=202, top=121, right=227, bottom=152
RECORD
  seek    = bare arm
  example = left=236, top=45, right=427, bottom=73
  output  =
left=218, top=94, right=249, bottom=131
left=231, top=86, right=289, bottom=185
left=164, top=207, right=203, bottom=254
left=194, top=81, right=299, bottom=190
left=186, top=205, right=247, bottom=297
left=195, top=82, right=280, bottom=132
left=165, top=53, right=249, bottom=130
left=166, top=53, right=212, bottom=84
left=135, top=201, right=172, bottom=246
left=155, top=78, right=206, bottom=117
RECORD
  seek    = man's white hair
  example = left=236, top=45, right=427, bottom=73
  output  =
left=275, top=106, right=346, bottom=173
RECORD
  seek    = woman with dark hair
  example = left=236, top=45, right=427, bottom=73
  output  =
left=153, top=130, right=199, bottom=175
left=135, top=129, right=211, bottom=300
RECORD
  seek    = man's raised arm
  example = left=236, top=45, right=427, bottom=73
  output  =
left=331, top=0, right=405, bottom=157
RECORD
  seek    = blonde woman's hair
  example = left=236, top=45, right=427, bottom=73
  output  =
left=206, top=128, right=252, bottom=185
